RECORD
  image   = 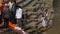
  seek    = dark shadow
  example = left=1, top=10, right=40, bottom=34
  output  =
left=53, top=0, right=60, bottom=8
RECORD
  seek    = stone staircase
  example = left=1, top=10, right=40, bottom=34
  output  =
left=0, top=0, right=54, bottom=34
left=16, top=0, right=54, bottom=33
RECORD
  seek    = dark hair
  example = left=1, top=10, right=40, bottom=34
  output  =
left=16, top=5, right=22, bottom=8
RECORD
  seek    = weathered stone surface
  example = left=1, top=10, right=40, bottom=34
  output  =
left=0, top=0, right=53, bottom=34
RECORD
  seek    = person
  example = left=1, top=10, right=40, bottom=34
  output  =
left=1, top=0, right=5, bottom=13
left=44, top=8, right=49, bottom=20
left=11, top=1, right=17, bottom=24
left=41, top=16, right=47, bottom=28
left=0, top=3, right=2, bottom=24
left=3, top=3, right=10, bottom=28
left=1, top=4, right=28, bottom=34
left=0, top=0, right=5, bottom=26
left=12, top=1, right=16, bottom=16
left=8, top=21, right=29, bottom=34
left=8, top=0, right=13, bottom=11
left=40, top=15, right=47, bottom=31
left=16, top=6, right=22, bottom=27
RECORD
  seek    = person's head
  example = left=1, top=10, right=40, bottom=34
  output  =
left=45, top=8, right=48, bottom=13
left=16, top=5, right=22, bottom=9
left=5, top=3, right=9, bottom=8
left=12, top=1, right=16, bottom=4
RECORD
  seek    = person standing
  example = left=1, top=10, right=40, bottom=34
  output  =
left=8, top=0, right=13, bottom=11
left=12, top=1, right=16, bottom=16
left=3, top=3, right=10, bottom=28
left=0, top=3, right=2, bottom=24
left=1, top=0, right=5, bottom=13
left=11, top=1, right=17, bottom=24
left=16, top=6, right=22, bottom=27
left=0, top=0, right=5, bottom=26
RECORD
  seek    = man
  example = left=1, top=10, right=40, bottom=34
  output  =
left=2, top=4, right=28, bottom=34
left=12, top=1, right=16, bottom=16
left=0, top=0, right=5, bottom=26
left=3, top=3, right=10, bottom=28
left=0, top=3, right=2, bottom=24
left=11, top=1, right=17, bottom=24
left=8, top=0, right=13, bottom=11
left=16, top=6, right=22, bottom=27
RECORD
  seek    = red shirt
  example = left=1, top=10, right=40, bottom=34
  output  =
left=0, top=0, right=5, bottom=17
left=0, top=0, right=5, bottom=13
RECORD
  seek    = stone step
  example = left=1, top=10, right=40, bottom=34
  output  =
left=26, top=19, right=38, bottom=22
left=24, top=7, right=36, bottom=11
left=18, top=0, right=32, bottom=7
left=33, top=4, right=40, bottom=12
left=23, top=4, right=40, bottom=12
left=0, top=28, right=16, bottom=34
left=26, top=0, right=37, bottom=7
left=37, top=23, right=42, bottom=29
left=24, top=22, right=37, bottom=27
left=30, top=14, right=38, bottom=18
left=16, top=0, right=25, bottom=4
left=36, top=9, right=42, bottom=18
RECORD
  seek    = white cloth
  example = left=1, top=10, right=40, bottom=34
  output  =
left=8, top=2, right=13, bottom=10
left=15, top=27, right=22, bottom=30
left=16, top=8, right=22, bottom=19
left=46, top=13, right=48, bottom=16
left=41, top=17, right=47, bottom=27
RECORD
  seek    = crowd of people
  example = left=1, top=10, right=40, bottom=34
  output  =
left=0, top=0, right=53, bottom=34
left=0, top=0, right=28, bottom=34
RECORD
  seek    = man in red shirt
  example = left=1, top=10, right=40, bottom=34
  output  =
left=0, top=0, right=4, bottom=26
left=1, top=0, right=5, bottom=14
